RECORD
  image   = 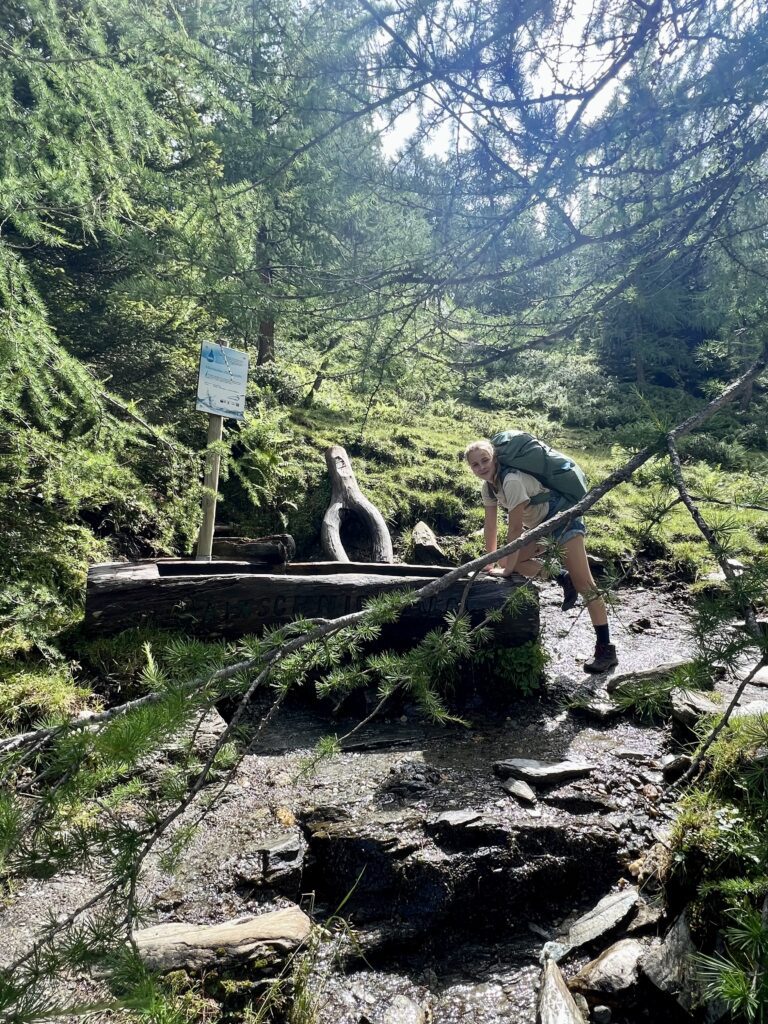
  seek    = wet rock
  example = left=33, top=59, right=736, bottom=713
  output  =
left=568, top=938, right=645, bottom=995
left=572, top=992, right=590, bottom=1022
left=234, top=833, right=304, bottom=892
left=592, top=1007, right=612, bottom=1024
left=383, top=759, right=441, bottom=800
left=537, top=957, right=585, bottom=1024
left=543, top=888, right=639, bottom=962
left=431, top=809, right=482, bottom=828
left=640, top=911, right=707, bottom=1014
left=381, top=993, right=427, bottom=1024
left=629, top=617, right=652, bottom=634
left=737, top=662, right=768, bottom=685
left=134, top=905, right=311, bottom=973
left=661, top=753, right=693, bottom=781
left=615, top=749, right=655, bottom=764
left=605, top=659, right=691, bottom=694
left=494, top=758, right=594, bottom=786
left=304, top=809, right=622, bottom=933
left=571, top=697, right=624, bottom=721
left=625, top=898, right=665, bottom=935
left=670, top=688, right=721, bottom=728
left=409, top=522, right=451, bottom=567
left=543, top=783, right=616, bottom=815
left=426, top=810, right=510, bottom=849
left=502, top=778, right=538, bottom=805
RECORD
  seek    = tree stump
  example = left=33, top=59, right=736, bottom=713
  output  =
left=321, top=445, right=393, bottom=563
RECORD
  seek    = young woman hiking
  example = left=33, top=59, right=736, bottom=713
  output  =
left=464, top=438, right=618, bottom=673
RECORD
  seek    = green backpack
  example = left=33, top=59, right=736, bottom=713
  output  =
left=490, top=430, right=589, bottom=508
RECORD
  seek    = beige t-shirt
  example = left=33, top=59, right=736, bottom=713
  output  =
left=481, top=470, right=550, bottom=530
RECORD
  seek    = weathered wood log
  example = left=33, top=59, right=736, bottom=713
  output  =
left=134, top=906, right=311, bottom=973
left=84, top=560, right=539, bottom=646
left=321, top=445, right=393, bottom=563
left=211, top=533, right=296, bottom=563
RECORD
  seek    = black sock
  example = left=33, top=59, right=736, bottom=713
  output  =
left=556, top=570, right=569, bottom=588
left=595, top=624, right=611, bottom=646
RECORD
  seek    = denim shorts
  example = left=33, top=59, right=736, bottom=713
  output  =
left=543, top=493, right=586, bottom=545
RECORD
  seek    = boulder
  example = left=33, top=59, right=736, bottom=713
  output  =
left=661, top=753, right=693, bottom=782
left=409, top=522, right=452, bottom=566
left=568, top=938, right=646, bottom=995
left=537, top=957, right=585, bottom=1024
left=605, top=659, right=691, bottom=694
left=670, top=688, right=721, bottom=729
left=134, top=905, right=312, bottom=973
left=494, top=759, right=594, bottom=786
left=640, top=912, right=704, bottom=1014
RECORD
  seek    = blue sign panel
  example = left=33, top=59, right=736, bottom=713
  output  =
left=196, top=343, right=249, bottom=420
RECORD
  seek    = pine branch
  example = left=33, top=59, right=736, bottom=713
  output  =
left=666, top=435, right=767, bottom=792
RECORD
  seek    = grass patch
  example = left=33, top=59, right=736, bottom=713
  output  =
left=0, top=662, right=97, bottom=731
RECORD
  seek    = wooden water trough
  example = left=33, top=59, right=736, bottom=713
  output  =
left=84, top=560, right=539, bottom=646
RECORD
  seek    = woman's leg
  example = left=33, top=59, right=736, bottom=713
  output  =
left=562, top=535, right=607, bottom=626
left=509, top=541, right=545, bottom=578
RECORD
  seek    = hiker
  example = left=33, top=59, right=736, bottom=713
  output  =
left=464, top=435, right=617, bottom=673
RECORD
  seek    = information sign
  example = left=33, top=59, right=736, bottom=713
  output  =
left=196, top=342, right=249, bottom=420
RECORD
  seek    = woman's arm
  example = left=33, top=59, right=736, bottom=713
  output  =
left=483, top=505, right=498, bottom=571
left=501, top=503, right=526, bottom=576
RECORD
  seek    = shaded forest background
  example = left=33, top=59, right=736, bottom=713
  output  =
left=3, top=0, right=768, bottom=651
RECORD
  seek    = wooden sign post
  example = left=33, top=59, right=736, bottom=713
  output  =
left=195, top=341, right=249, bottom=562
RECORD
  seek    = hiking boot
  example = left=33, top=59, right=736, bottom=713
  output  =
left=560, top=572, right=579, bottom=612
left=584, top=643, right=618, bottom=674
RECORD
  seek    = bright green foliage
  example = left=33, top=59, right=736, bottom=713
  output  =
left=670, top=712, right=768, bottom=1021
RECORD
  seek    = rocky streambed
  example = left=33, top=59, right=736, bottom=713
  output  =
left=3, top=581, right=766, bottom=1023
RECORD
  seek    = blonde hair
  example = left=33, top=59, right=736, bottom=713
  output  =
left=463, top=438, right=495, bottom=463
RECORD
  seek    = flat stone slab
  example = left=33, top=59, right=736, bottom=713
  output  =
left=537, top=957, right=585, bottom=1024
left=502, top=778, right=538, bottom=804
left=606, top=659, right=691, bottom=694
left=569, top=938, right=646, bottom=994
left=134, top=906, right=311, bottom=972
left=543, top=887, right=639, bottom=962
left=494, top=759, right=594, bottom=785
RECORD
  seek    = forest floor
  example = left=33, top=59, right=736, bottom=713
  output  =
left=4, top=578, right=766, bottom=1022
